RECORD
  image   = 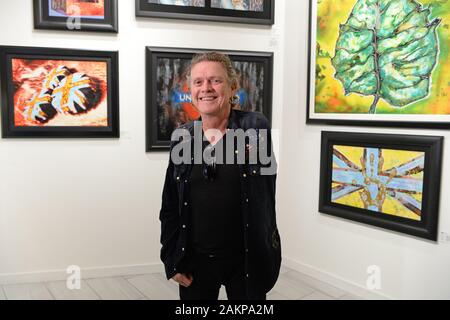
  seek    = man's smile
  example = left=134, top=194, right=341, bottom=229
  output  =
left=199, top=96, right=217, bottom=101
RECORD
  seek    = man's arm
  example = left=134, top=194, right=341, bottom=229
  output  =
left=159, top=159, right=181, bottom=280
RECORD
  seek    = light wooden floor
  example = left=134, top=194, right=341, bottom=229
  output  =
left=0, top=266, right=363, bottom=300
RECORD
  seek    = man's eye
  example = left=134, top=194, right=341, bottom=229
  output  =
left=213, top=79, right=222, bottom=84
left=194, top=80, right=202, bottom=86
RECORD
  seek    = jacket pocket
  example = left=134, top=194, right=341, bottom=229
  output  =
left=271, top=228, right=281, bottom=250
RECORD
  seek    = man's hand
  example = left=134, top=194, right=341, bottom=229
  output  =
left=172, top=273, right=193, bottom=287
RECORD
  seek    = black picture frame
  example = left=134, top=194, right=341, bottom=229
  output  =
left=306, top=0, right=450, bottom=129
left=136, top=0, right=274, bottom=25
left=34, top=0, right=118, bottom=33
left=0, top=45, right=119, bottom=138
left=319, top=131, right=443, bottom=241
left=146, top=46, right=273, bottom=151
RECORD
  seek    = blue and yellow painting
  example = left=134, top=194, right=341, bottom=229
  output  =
left=332, top=145, right=424, bottom=221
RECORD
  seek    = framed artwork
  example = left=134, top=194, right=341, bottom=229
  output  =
left=307, top=0, right=450, bottom=128
left=34, top=0, right=118, bottom=33
left=136, top=0, right=274, bottom=25
left=0, top=46, right=119, bottom=138
left=146, top=47, right=273, bottom=151
left=319, top=131, right=443, bottom=241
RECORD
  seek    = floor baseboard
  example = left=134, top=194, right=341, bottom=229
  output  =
left=282, top=257, right=393, bottom=300
left=1, top=258, right=395, bottom=300
left=0, top=263, right=165, bottom=285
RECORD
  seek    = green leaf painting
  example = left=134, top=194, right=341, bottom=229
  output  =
left=331, top=0, right=441, bottom=114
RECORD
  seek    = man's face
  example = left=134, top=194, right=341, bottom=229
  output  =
left=190, top=61, right=236, bottom=117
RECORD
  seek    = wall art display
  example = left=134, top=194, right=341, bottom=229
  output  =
left=34, top=0, right=118, bottom=32
left=210, top=0, right=264, bottom=11
left=136, top=0, right=274, bottom=25
left=307, top=0, right=450, bottom=128
left=319, top=131, right=443, bottom=241
left=146, top=47, right=273, bottom=151
left=0, top=46, right=119, bottom=138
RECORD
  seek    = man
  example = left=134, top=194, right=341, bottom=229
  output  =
left=160, top=52, right=281, bottom=300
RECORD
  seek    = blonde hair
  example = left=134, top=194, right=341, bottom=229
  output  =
left=188, top=51, right=239, bottom=90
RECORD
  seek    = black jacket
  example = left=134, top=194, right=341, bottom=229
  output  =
left=159, top=109, right=281, bottom=298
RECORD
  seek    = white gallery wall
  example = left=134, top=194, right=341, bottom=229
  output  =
left=0, top=1, right=286, bottom=284
left=1, top=0, right=449, bottom=300
left=278, top=1, right=450, bottom=299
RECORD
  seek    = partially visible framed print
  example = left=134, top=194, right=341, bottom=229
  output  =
left=0, top=46, right=119, bottom=138
left=307, top=0, right=450, bottom=128
left=319, top=131, right=443, bottom=241
left=34, top=0, right=118, bottom=33
left=146, top=47, right=273, bottom=151
left=136, top=0, right=274, bottom=25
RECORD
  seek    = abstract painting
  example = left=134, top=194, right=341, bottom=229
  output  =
left=332, top=145, right=424, bottom=221
left=0, top=46, right=119, bottom=138
left=307, top=0, right=450, bottom=128
left=146, top=0, right=205, bottom=7
left=211, top=0, right=264, bottom=12
left=34, top=0, right=118, bottom=32
left=319, top=131, right=443, bottom=241
left=12, top=59, right=108, bottom=127
left=49, top=0, right=105, bottom=19
left=146, top=47, right=273, bottom=151
left=136, top=0, right=274, bottom=24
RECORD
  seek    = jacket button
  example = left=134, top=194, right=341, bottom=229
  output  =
left=182, top=225, right=186, bottom=229
left=184, top=202, right=188, bottom=206
left=246, top=274, right=249, bottom=278
left=235, top=150, right=239, bottom=154
left=184, top=180, right=188, bottom=183
left=176, top=176, right=180, bottom=181
left=253, top=170, right=257, bottom=174
left=242, top=174, right=247, bottom=178
left=245, top=198, right=249, bottom=203
left=182, top=248, right=185, bottom=251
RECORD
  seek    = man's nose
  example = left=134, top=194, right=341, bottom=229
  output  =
left=201, top=80, right=212, bottom=91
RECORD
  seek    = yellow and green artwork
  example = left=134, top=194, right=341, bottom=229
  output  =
left=310, top=0, right=450, bottom=118
left=332, top=145, right=424, bottom=221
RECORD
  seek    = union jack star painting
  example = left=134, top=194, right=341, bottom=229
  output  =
left=12, top=58, right=107, bottom=127
left=319, top=132, right=443, bottom=241
left=332, top=145, right=424, bottom=221
left=0, top=46, right=119, bottom=138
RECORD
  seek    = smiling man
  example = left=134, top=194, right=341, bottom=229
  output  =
left=159, top=52, right=281, bottom=300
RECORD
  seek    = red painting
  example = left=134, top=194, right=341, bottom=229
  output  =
left=51, top=0, right=105, bottom=17
left=12, top=58, right=108, bottom=127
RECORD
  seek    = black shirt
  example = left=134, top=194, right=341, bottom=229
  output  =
left=188, top=133, right=244, bottom=257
